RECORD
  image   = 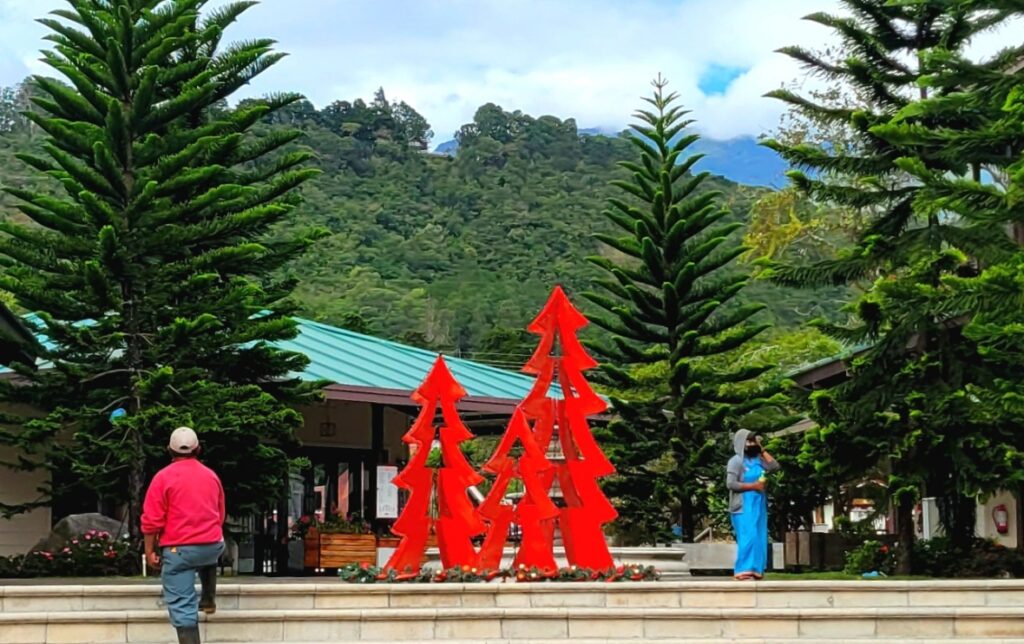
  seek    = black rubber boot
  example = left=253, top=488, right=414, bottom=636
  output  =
left=198, top=565, right=217, bottom=614
left=176, top=625, right=201, bottom=644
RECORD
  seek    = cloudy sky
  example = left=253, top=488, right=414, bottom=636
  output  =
left=0, top=1, right=1017, bottom=144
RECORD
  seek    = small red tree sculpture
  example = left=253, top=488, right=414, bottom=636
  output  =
left=477, top=408, right=559, bottom=571
left=520, top=286, right=618, bottom=569
left=385, top=356, right=485, bottom=572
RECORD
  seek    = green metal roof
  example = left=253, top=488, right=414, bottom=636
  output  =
left=283, top=317, right=548, bottom=400
left=3, top=314, right=550, bottom=402
left=784, top=341, right=873, bottom=379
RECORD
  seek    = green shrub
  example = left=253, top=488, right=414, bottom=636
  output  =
left=843, top=539, right=895, bottom=575
left=912, top=537, right=1024, bottom=578
left=0, top=530, right=136, bottom=578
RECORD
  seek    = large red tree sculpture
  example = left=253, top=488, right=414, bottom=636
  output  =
left=477, top=408, right=559, bottom=570
left=385, top=356, right=485, bottom=572
left=520, top=286, right=618, bottom=569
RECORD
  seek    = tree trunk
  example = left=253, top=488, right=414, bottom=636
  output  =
left=942, top=493, right=977, bottom=551
left=895, top=497, right=914, bottom=576
left=128, top=427, right=144, bottom=543
left=678, top=493, right=695, bottom=542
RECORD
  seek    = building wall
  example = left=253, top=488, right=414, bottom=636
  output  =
left=294, top=399, right=409, bottom=461
left=813, top=492, right=1020, bottom=550
left=977, top=490, right=1018, bottom=548
left=0, top=445, right=51, bottom=557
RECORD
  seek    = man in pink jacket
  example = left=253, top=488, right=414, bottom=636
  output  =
left=141, top=427, right=225, bottom=644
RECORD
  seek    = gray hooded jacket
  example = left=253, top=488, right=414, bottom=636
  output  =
left=726, top=429, right=780, bottom=514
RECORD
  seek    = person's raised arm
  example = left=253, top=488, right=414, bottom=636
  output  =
left=759, top=436, right=781, bottom=473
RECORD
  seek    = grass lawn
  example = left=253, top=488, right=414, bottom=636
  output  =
left=765, top=572, right=933, bottom=581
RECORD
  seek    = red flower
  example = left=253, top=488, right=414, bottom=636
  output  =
left=359, top=561, right=370, bottom=570
left=880, top=545, right=890, bottom=554
left=300, top=516, right=311, bottom=524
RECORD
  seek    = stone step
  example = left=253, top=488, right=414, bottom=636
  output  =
left=6, top=606, right=1024, bottom=643
left=121, top=641, right=1024, bottom=644
left=3, top=580, right=1024, bottom=612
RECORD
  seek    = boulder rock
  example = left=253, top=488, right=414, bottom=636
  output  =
left=28, top=513, right=127, bottom=555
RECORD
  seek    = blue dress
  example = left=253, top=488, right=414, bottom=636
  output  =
left=731, top=457, right=768, bottom=577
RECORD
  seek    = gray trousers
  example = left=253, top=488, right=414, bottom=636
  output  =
left=161, top=542, right=225, bottom=628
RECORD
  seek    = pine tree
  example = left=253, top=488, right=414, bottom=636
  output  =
left=766, top=0, right=1023, bottom=570
left=0, top=1, right=323, bottom=539
left=385, top=357, right=484, bottom=572
left=585, top=77, right=786, bottom=543
left=873, top=3, right=1024, bottom=527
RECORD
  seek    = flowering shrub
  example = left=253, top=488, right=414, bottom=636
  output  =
left=337, top=562, right=660, bottom=583
left=291, top=514, right=315, bottom=540
left=843, top=539, right=895, bottom=576
left=292, top=513, right=373, bottom=540
left=0, top=530, right=136, bottom=578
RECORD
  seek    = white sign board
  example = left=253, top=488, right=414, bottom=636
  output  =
left=376, top=465, right=399, bottom=519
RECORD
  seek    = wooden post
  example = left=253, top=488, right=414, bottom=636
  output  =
left=275, top=480, right=289, bottom=575
left=325, top=460, right=339, bottom=517
left=784, top=531, right=799, bottom=568
left=366, top=404, right=384, bottom=523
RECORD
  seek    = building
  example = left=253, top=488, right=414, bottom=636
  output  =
left=0, top=312, right=550, bottom=563
left=783, top=348, right=1022, bottom=549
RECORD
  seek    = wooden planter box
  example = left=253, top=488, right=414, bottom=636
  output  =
left=303, top=528, right=320, bottom=569
left=304, top=529, right=377, bottom=569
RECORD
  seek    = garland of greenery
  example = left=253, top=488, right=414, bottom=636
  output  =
left=338, top=563, right=660, bottom=583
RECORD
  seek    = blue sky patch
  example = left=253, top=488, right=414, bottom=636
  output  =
left=698, top=64, right=749, bottom=95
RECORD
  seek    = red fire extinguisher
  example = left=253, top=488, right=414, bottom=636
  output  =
left=993, top=504, right=1010, bottom=535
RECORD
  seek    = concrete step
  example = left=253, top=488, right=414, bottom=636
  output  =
left=205, top=638, right=1024, bottom=642
left=3, top=580, right=1024, bottom=612
left=6, top=606, right=1024, bottom=642
left=176, top=641, right=1024, bottom=644
left=5, top=581, right=1024, bottom=642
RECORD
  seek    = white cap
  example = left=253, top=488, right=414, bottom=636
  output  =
left=168, top=427, right=199, bottom=455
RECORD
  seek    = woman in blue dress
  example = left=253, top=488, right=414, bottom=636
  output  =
left=726, top=429, right=780, bottom=580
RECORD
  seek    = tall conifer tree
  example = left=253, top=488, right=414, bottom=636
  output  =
left=875, top=0, right=1024, bottom=521
left=0, top=0, right=323, bottom=537
left=766, top=0, right=1022, bottom=569
left=586, top=78, right=786, bottom=543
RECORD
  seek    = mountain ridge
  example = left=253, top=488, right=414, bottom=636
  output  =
left=432, top=131, right=787, bottom=187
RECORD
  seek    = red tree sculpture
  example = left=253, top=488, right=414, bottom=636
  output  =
left=385, top=356, right=485, bottom=572
left=520, top=286, right=618, bottom=569
left=477, top=408, right=559, bottom=571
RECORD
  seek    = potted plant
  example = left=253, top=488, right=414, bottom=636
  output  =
left=292, top=515, right=320, bottom=569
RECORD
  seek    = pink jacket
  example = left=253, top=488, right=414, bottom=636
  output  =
left=141, top=459, right=225, bottom=546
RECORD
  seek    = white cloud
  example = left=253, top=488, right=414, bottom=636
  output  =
left=0, top=0, right=1019, bottom=143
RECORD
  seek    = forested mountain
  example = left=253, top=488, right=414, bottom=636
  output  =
left=0, top=83, right=839, bottom=364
